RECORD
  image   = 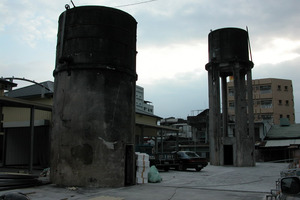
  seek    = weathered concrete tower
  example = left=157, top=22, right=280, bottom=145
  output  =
left=51, top=6, right=137, bottom=187
left=205, top=28, right=255, bottom=167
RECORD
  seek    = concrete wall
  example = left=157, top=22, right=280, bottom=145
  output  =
left=51, top=70, right=136, bottom=187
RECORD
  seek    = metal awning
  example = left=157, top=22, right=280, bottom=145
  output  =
left=0, top=96, right=52, bottom=173
left=265, top=139, right=300, bottom=147
left=135, top=121, right=179, bottom=132
left=0, top=96, right=52, bottom=111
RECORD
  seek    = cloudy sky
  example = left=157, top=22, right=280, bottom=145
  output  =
left=1, top=0, right=300, bottom=121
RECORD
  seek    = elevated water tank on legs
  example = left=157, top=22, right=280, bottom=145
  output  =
left=208, top=28, right=249, bottom=63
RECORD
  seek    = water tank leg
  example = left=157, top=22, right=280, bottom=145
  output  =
left=208, top=64, right=221, bottom=166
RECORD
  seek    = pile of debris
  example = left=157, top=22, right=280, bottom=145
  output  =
left=0, top=173, right=41, bottom=191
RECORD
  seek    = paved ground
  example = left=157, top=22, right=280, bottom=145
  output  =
left=0, top=162, right=289, bottom=200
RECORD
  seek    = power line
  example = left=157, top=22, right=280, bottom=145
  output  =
left=115, top=0, right=159, bottom=8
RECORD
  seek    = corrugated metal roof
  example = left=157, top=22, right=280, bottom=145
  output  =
left=136, top=109, right=162, bottom=119
left=265, top=139, right=300, bottom=147
left=135, top=121, right=179, bottom=132
left=5, top=81, right=54, bottom=99
left=267, top=124, right=300, bottom=139
left=0, top=96, right=52, bottom=111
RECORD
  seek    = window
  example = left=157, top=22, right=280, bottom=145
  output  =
left=286, top=100, right=289, bottom=106
left=260, top=85, right=272, bottom=94
left=277, top=85, right=281, bottom=91
left=262, top=115, right=272, bottom=120
left=284, top=86, right=288, bottom=91
left=228, top=88, right=234, bottom=96
left=280, top=114, right=283, bottom=118
left=287, top=115, right=290, bottom=119
left=229, top=102, right=235, bottom=109
left=261, top=99, right=272, bottom=108
left=279, top=100, right=282, bottom=105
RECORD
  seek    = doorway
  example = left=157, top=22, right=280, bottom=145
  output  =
left=125, top=144, right=135, bottom=186
left=224, top=145, right=233, bottom=165
left=0, top=133, right=3, bottom=166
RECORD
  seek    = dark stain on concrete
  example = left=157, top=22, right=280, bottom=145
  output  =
left=71, top=144, right=93, bottom=165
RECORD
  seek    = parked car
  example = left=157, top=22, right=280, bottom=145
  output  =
left=174, top=151, right=208, bottom=171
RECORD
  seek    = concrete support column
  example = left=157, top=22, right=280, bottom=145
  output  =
left=246, top=69, right=255, bottom=166
left=221, top=76, right=228, bottom=137
left=247, top=69, right=254, bottom=137
left=233, top=63, right=247, bottom=166
left=208, top=64, right=221, bottom=166
left=232, top=63, right=255, bottom=167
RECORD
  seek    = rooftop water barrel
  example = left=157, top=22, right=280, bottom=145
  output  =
left=208, top=28, right=249, bottom=63
left=51, top=6, right=137, bottom=187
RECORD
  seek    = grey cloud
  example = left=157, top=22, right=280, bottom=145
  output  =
left=2, top=0, right=300, bottom=121
left=140, top=70, right=208, bottom=118
left=134, top=0, right=300, bottom=48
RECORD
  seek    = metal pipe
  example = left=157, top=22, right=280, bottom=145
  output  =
left=29, top=106, right=35, bottom=174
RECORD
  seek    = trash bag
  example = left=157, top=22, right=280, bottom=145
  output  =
left=148, top=166, right=162, bottom=183
left=40, top=167, right=50, bottom=177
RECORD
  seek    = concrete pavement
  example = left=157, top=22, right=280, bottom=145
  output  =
left=0, top=162, right=289, bottom=200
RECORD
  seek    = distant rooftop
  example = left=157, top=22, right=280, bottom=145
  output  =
left=5, top=81, right=54, bottom=99
left=266, top=123, right=300, bottom=139
left=136, top=109, right=161, bottom=119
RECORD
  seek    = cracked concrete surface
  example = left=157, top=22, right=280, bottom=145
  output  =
left=0, top=162, right=288, bottom=200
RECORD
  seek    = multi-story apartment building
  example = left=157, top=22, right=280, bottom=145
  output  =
left=228, top=78, right=295, bottom=125
left=136, top=85, right=154, bottom=114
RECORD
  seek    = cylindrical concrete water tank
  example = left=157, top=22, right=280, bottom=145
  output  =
left=51, top=6, right=137, bottom=187
left=208, top=28, right=249, bottom=63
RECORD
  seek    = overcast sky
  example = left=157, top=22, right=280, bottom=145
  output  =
left=1, top=0, right=300, bottom=121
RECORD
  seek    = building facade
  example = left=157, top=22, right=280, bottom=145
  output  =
left=1, top=81, right=53, bottom=167
left=1, top=81, right=176, bottom=168
left=136, top=85, right=154, bottom=114
left=228, top=78, right=295, bottom=125
left=160, top=117, right=192, bottom=138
